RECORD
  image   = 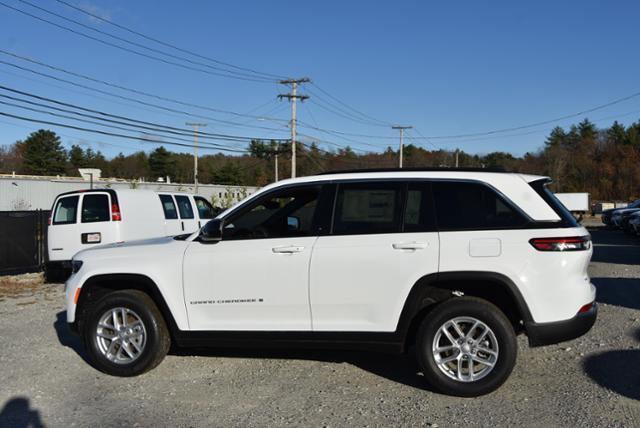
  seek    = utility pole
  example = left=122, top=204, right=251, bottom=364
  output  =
left=392, top=125, right=412, bottom=168
left=455, top=148, right=460, bottom=168
left=274, top=151, right=279, bottom=182
left=279, top=78, right=310, bottom=178
left=186, top=122, right=207, bottom=193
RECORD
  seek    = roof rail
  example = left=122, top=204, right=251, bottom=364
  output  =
left=317, top=166, right=509, bottom=175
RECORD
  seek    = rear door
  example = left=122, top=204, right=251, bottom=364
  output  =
left=174, top=195, right=198, bottom=233
left=77, top=192, right=117, bottom=250
left=158, top=194, right=181, bottom=236
left=48, top=194, right=80, bottom=261
left=309, top=181, right=440, bottom=332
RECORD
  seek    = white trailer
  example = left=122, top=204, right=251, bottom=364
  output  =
left=554, top=193, right=590, bottom=213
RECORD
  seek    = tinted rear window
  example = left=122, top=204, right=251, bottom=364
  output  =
left=159, top=195, right=178, bottom=220
left=81, top=194, right=110, bottom=223
left=53, top=196, right=79, bottom=225
left=433, top=181, right=529, bottom=230
left=175, top=195, right=195, bottom=219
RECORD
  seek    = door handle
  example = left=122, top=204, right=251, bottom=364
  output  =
left=392, top=242, right=428, bottom=250
left=272, top=245, right=304, bottom=254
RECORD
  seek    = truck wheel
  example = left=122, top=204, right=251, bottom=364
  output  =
left=416, top=297, right=517, bottom=397
left=82, top=290, right=170, bottom=376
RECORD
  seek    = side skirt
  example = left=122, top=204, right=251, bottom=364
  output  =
left=172, top=330, right=405, bottom=354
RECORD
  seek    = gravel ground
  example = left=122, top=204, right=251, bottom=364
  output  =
left=0, top=228, right=639, bottom=427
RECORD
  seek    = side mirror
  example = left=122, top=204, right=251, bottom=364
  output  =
left=200, top=218, right=223, bottom=243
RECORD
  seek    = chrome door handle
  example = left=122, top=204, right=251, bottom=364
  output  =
left=392, top=242, right=428, bottom=250
left=272, top=245, right=305, bottom=254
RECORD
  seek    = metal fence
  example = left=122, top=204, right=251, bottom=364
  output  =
left=0, top=210, right=49, bottom=275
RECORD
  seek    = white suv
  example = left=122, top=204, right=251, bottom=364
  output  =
left=64, top=169, right=596, bottom=396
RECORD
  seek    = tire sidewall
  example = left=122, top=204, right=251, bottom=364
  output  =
left=83, top=291, right=165, bottom=376
left=417, top=298, right=517, bottom=397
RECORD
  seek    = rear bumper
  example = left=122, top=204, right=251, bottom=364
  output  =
left=525, top=303, right=597, bottom=347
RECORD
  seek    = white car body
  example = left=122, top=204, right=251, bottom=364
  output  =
left=48, top=189, right=216, bottom=266
left=66, top=171, right=595, bottom=333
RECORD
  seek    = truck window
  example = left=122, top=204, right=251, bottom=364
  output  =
left=81, top=194, right=110, bottom=223
left=53, top=195, right=79, bottom=225
left=159, top=195, right=178, bottom=219
left=194, top=196, right=215, bottom=219
left=175, top=195, right=194, bottom=219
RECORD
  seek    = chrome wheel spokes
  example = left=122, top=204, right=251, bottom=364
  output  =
left=95, top=307, right=147, bottom=364
left=432, top=316, right=499, bottom=383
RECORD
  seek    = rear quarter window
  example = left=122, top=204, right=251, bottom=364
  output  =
left=432, top=181, right=529, bottom=230
left=81, top=194, right=110, bottom=223
left=53, top=195, right=79, bottom=225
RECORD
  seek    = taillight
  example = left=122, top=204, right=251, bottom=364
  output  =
left=47, top=214, right=52, bottom=225
left=578, top=302, right=594, bottom=313
left=111, top=203, right=122, bottom=221
left=529, top=236, right=591, bottom=251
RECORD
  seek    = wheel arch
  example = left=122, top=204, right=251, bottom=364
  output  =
left=397, top=271, right=533, bottom=350
left=74, top=273, right=180, bottom=339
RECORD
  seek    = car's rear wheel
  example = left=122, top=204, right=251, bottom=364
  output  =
left=416, top=297, right=517, bottom=397
left=82, top=290, right=170, bottom=376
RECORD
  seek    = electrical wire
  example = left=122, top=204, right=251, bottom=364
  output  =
left=0, top=1, right=276, bottom=83
left=16, top=0, right=279, bottom=82
left=53, top=0, right=286, bottom=81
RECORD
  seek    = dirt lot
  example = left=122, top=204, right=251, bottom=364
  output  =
left=0, top=228, right=639, bottom=427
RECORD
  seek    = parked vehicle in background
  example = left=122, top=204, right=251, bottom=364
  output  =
left=616, top=208, right=640, bottom=234
left=601, top=199, right=640, bottom=226
left=555, top=193, right=589, bottom=214
left=65, top=169, right=596, bottom=397
left=47, top=189, right=216, bottom=280
left=628, top=211, right=640, bottom=235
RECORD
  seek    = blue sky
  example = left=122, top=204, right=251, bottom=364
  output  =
left=1, top=0, right=639, bottom=158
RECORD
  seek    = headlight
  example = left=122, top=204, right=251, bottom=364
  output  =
left=71, top=260, right=83, bottom=274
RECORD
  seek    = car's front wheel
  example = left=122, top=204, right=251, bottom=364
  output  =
left=416, top=297, right=517, bottom=397
left=82, top=290, right=170, bottom=376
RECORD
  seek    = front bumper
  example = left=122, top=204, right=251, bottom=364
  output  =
left=525, top=303, right=597, bottom=347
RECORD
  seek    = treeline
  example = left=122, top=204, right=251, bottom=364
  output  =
left=1, top=119, right=639, bottom=200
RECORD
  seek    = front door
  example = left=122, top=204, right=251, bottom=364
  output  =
left=183, top=184, right=323, bottom=331
left=310, top=181, right=440, bottom=332
left=174, top=195, right=199, bottom=234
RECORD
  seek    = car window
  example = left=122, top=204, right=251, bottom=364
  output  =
left=404, top=182, right=437, bottom=232
left=175, top=195, right=195, bottom=219
left=333, top=182, right=403, bottom=235
left=432, top=181, right=528, bottom=230
left=81, top=194, right=110, bottom=223
left=194, top=196, right=216, bottom=219
left=53, top=195, right=79, bottom=225
left=159, top=195, right=178, bottom=220
left=224, top=186, right=320, bottom=240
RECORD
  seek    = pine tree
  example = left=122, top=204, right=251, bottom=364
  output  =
left=19, top=129, right=67, bottom=175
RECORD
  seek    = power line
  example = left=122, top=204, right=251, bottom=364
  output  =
left=0, top=110, right=249, bottom=153
left=16, top=0, right=279, bottom=83
left=53, top=0, right=286, bottom=81
left=309, top=83, right=391, bottom=126
left=0, top=1, right=276, bottom=83
left=0, top=85, right=284, bottom=142
left=0, top=51, right=289, bottom=132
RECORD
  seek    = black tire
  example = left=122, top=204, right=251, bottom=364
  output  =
left=415, top=297, right=517, bottom=397
left=82, top=290, right=170, bottom=376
